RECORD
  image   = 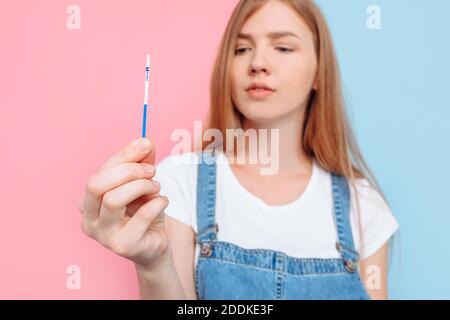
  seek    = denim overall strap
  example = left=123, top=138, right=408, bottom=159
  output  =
left=195, top=151, right=219, bottom=247
left=331, top=173, right=360, bottom=273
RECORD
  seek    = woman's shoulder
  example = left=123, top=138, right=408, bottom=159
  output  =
left=316, top=163, right=398, bottom=222
left=154, top=151, right=202, bottom=186
left=350, top=177, right=390, bottom=210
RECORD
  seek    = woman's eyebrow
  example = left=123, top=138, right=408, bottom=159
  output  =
left=237, top=31, right=302, bottom=41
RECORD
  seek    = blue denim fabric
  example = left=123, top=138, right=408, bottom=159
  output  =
left=194, top=151, right=371, bottom=300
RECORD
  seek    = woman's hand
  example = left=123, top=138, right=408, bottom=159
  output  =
left=78, top=138, right=170, bottom=268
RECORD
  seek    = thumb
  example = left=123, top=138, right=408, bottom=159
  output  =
left=139, top=138, right=156, bottom=165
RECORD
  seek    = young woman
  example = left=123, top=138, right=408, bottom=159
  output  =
left=79, top=0, right=399, bottom=300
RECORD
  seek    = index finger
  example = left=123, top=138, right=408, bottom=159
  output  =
left=98, top=137, right=155, bottom=172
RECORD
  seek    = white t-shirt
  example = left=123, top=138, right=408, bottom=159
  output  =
left=154, top=151, right=399, bottom=268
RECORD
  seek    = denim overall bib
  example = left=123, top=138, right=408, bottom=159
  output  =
left=194, top=152, right=371, bottom=300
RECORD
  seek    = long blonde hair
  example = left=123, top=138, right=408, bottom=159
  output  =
left=197, top=0, right=390, bottom=259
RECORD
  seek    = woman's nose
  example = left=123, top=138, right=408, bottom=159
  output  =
left=250, top=65, right=268, bottom=74
left=249, top=59, right=270, bottom=75
left=248, top=49, right=271, bottom=75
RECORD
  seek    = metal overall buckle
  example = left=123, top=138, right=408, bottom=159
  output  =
left=336, top=242, right=359, bottom=273
left=200, top=242, right=213, bottom=257
left=344, top=260, right=357, bottom=273
left=199, top=224, right=219, bottom=257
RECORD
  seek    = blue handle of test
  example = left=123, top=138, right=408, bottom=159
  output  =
left=142, top=104, right=148, bottom=138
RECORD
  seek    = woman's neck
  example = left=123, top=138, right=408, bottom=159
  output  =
left=228, top=110, right=313, bottom=177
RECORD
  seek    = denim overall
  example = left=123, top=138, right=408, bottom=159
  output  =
left=194, top=152, right=371, bottom=300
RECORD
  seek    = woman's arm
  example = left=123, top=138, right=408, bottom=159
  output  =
left=135, top=245, right=187, bottom=300
left=135, top=215, right=197, bottom=300
left=359, top=243, right=389, bottom=300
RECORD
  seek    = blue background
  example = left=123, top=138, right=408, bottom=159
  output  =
left=315, top=0, right=450, bottom=299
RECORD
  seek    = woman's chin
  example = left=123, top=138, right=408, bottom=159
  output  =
left=240, top=107, right=293, bottom=125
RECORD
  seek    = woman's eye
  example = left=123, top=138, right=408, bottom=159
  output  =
left=235, top=48, right=248, bottom=55
left=234, top=47, right=293, bottom=55
left=276, top=47, right=293, bottom=53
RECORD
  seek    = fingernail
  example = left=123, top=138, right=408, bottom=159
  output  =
left=139, top=138, right=151, bottom=151
left=153, top=180, right=160, bottom=188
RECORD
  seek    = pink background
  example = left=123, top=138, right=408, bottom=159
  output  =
left=0, top=0, right=238, bottom=299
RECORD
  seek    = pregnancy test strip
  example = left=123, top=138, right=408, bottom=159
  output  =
left=142, top=54, right=150, bottom=138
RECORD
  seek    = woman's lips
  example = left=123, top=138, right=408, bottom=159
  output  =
left=247, top=88, right=274, bottom=100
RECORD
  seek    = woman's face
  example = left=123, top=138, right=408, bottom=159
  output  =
left=231, top=0, right=318, bottom=123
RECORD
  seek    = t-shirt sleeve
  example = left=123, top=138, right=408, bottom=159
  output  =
left=350, top=179, right=400, bottom=260
left=153, top=153, right=198, bottom=231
